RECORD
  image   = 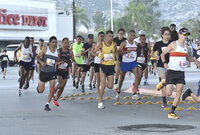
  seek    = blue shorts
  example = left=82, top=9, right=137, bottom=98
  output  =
left=120, top=61, right=138, bottom=72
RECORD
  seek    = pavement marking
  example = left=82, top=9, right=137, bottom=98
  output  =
left=124, top=102, right=132, bottom=105
left=145, top=101, right=153, bottom=104
left=95, top=91, right=98, bottom=93
left=167, top=101, right=173, bottom=104
left=179, top=101, right=185, bottom=104
left=155, top=101, right=163, bottom=104
left=114, top=102, right=122, bottom=105
left=75, top=94, right=80, bottom=97
left=78, top=97, right=84, bottom=100
left=188, top=100, right=196, bottom=104
left=187, top=107, right=197, bottom=110
left=105, top=96, right=112, bottom=100
left=123, top=96, right=130, bottom=100
left=60, top=98, right=66, bottom=101
left=163, top=107, right=171, bottom=111
left=135, top=101, right=143, bottom=105
left=69, top=94, right=75, bottom=97
left=176, top=107, right=184, bottom=111
left=80, top=93, right=86, bottom=96
left=88, top=97, right=94, bottom=100
left=64, top=95, right=69, bottom=98
left=142, top=96, right=149, bottom=99
left=69, top=97, right=75, bottom=100
left=151, top=96, right=158, bottom=99
left=86, top=92, right=92, bottom=95
left=186, top=112, right=193, bottom=114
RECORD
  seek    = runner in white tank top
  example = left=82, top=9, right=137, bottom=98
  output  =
left=14, top=37, right=36, bottom=96
left=161, top=28, right=199, bottom=119
left=116, top=30, right=140, bottom=101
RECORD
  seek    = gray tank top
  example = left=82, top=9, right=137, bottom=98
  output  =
left=41, top=47, right=58, bottom=72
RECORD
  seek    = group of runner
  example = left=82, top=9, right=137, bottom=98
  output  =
left=1, top=24, right=199, bottom=119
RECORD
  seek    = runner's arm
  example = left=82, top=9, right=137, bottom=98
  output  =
left=119, top=41, right=128, bottom=55
left=14, top=45, right=21, bottom=62
left=161, top=42, right=174, bottom=68
left=114, top=43, right=118, bottom=60
left=36, top=47, right=47, bottom=66
left=88, top=44, right=95, bottom=61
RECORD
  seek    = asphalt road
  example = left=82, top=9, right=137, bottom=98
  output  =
left=0, top=66, right=200, bottom=135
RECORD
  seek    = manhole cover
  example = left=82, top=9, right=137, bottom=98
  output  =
left=118, top=124, right=195, bottom=133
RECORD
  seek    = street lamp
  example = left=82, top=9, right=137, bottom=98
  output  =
left=110, top=0, right=113, bottom=31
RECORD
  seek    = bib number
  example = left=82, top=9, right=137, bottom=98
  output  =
left=104, top=54, right=113, bottom=61
left=179, top=60, right=188, bottom=68
left=58, top=63, right=68, bottom=69
left=22, top=53, right=31, bottom=60
left=47, top=58, right=55, bottom=66
left=126, top=53, right=134, bottom=59
left=137, top=57, right=145, bottom=63
left=75, top=54, right=81, bottom=58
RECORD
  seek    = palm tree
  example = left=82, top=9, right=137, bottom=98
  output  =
left=75, top=5, right=90, bottom=31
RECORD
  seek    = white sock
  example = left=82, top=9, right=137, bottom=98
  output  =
left=46, top=102, right=49, bottom=105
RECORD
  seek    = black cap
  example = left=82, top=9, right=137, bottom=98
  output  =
left=88, top=34, right=94, bottom=39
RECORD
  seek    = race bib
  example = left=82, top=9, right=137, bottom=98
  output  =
left=161, top=47, right=167, bottom=52
left=75, top=54, right=81, bottom=58
left=22, top=53, right=31, bottom=60
left=2, top=57, right=8, bottom=61
left=104, top=54, right=113, bottom=61
left=58, top=63, right=68, bottom=69
left=137, top=57, right=145, bottom=63
left=46, top=58, right=55, bottom=66
left=179, top=59, right=188, bottom=68
left=126, top=53, right=135, bottom=59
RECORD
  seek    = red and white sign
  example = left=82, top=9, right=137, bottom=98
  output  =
left=0, top=5, right=48, bottom=31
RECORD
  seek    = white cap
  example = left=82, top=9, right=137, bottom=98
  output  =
left=139, top=30, right=146, bottom=35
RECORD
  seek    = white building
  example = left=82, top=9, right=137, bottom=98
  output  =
left=0, top=0, right=73, bottom=46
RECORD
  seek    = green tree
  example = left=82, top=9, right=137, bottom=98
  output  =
left=75, top=5, right=90, bottom=31
left=93, top=11, right=106, bottom=31
left=181, top=16, right=200, bottom=40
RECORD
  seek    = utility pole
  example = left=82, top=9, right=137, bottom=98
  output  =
left=110, top=0, right=113, bottom=31
left=73, top=0, right=76, bottom=42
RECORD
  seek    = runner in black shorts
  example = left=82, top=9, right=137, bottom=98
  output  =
left=81, top=34, right=94, bottom=93
left=88, top=32, right=105, bottom=92
left=53, top=37, right=73, bottom=107
left=14, top=37, right=36, bottom=96
left=0, top=50, right=10, bottom=79
left=137, top=35, right=151, bottom=85
left=113, top=28, right=126, bottom=91
left=36, top=36, right=58, bottom=111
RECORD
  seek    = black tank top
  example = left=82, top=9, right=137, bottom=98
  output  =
left=137, top=43, right=148, bottom=63
left=57, top=48, right=71, bottom=71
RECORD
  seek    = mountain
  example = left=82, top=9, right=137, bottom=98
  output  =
left=55, top=0, right=200, bottom=27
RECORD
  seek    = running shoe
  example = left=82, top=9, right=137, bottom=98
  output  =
left=18, top=90, right=22, bottom=96
left=3, top=76, right=5, bottom=79
left=89, top=84, right=92, bottom=90
left=53, top=100, right=59, bottom=107
left=168, top=112, right=179, bottom=119
left=144, top=81, right=149, bottom=85
left=114, top=84, right=118, bottom=92
left=93, top=84, right=96, bottom=88
left=161, top=103, right=167, bottom=108
left=156, top=79, right=166, bottom=91
left=73, top=80, right=76, bottom=87
left=182, top=88, right=192, bottom=101
left=76, top=82, right=79, bottom=89
left=132, top=93, right=140, bottom=100
left=98, top=102, right=105, bottom=109
left=82, top=85, right=85, bottom=93
left=115, top=93, right=120, bottom=101
left=44, top=104, right=51, bottom=111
